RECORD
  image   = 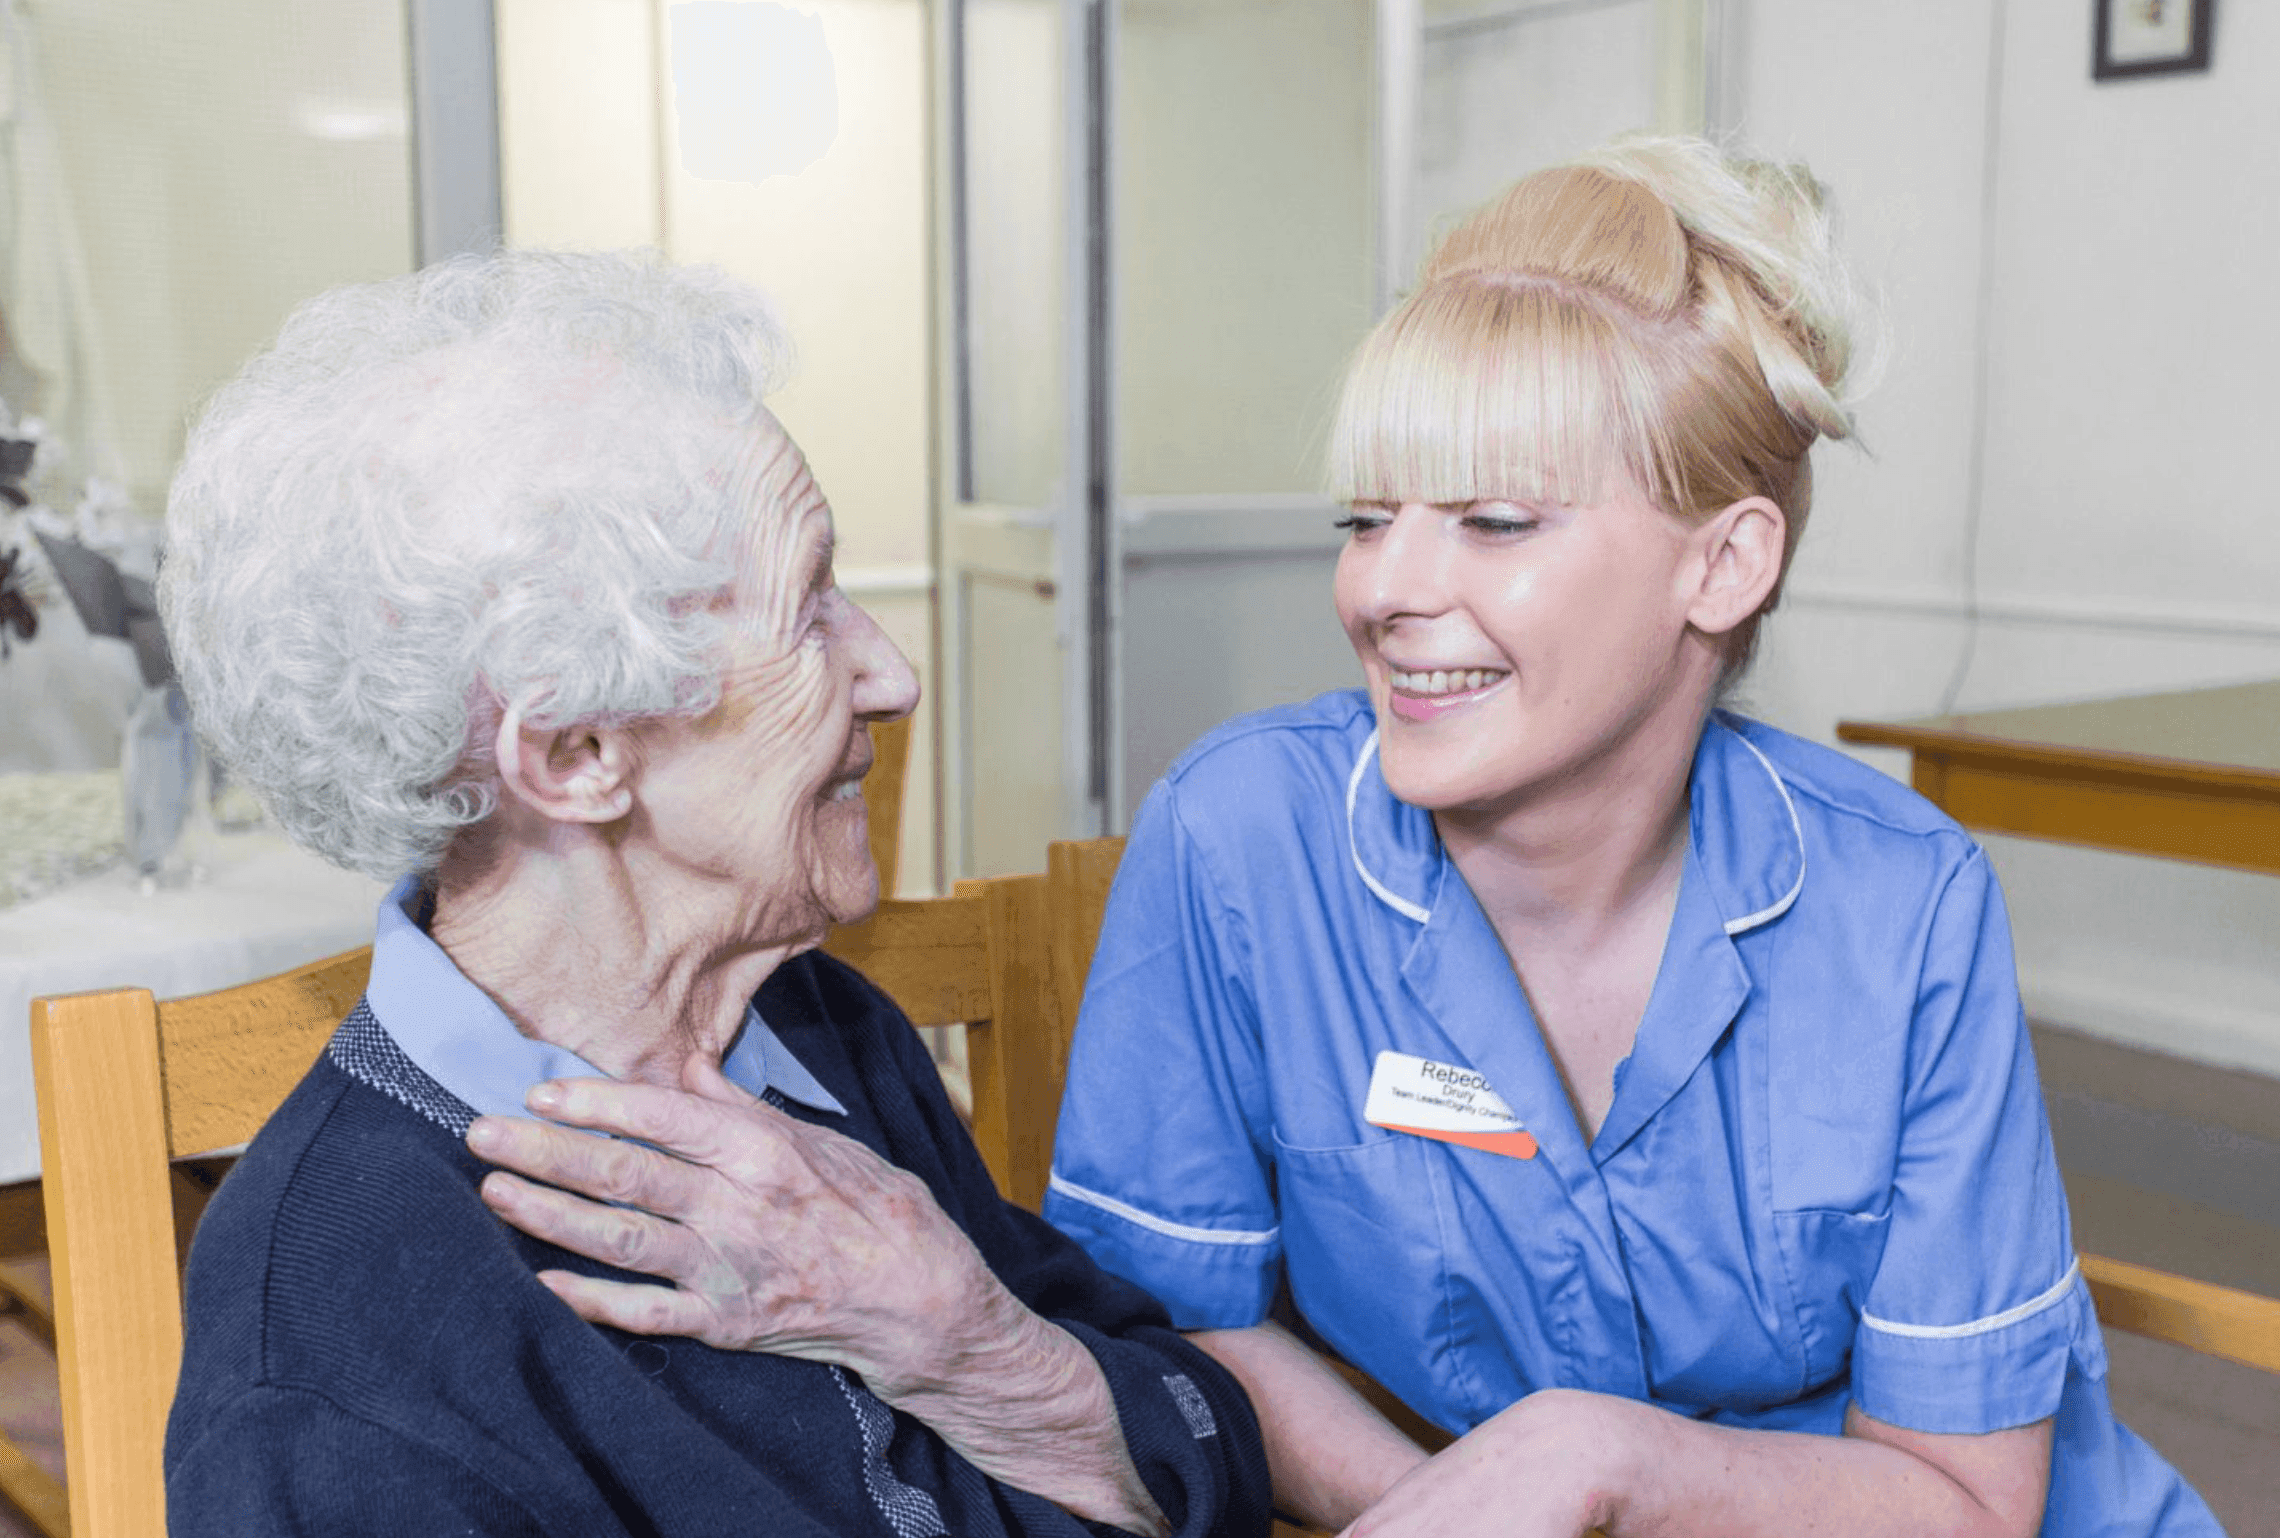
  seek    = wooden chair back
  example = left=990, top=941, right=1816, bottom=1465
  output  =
left=864, top=715, right=913, bottom=899
left=820, top=872, right=1063, bottom=1211
left=2083, top=1253, right=2280, bottom=1374
left=30, top=945, right=373, bottom=1537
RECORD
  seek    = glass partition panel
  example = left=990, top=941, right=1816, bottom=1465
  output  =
left=1, top=0, right=413, bottom=777
left=960, top=0, right=1068, bottom=510
left=16, top=0, right=413, bottom=509
left=1114, top=0, right=1376, bottom=497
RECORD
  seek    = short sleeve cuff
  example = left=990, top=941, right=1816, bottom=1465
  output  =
left=1044, top=1178, right=1280, bottom=1331
left=1852, top=1262, right=2098, bottom=1434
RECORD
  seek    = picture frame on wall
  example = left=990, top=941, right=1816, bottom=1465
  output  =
left=2093, top=0, right=2215, bottom=81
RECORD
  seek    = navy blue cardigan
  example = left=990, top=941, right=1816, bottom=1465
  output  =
left=165, top=949, right=1272, bottom=1537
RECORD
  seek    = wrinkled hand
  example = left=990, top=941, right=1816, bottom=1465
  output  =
left=1343, top=1390, right=1636, bottom=1538
left=467, top=1056, right=1030, bottom=1401
left=471, top=1060, right=1168, bottom=1534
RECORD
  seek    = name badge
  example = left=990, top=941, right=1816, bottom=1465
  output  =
left=1364, top=1050, right=1537, bottom=1159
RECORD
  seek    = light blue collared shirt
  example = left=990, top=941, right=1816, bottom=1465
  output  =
left=366, top=876, right=846, bottom=1121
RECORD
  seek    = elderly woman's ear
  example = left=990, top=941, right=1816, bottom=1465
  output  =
left=491, top=699, right=637, bottom=825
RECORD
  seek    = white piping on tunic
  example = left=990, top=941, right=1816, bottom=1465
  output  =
left=1722, top=731, right=1806, bottom=936
left=1346, top=729, right=1432, bottom=924
left=1048, top=1173, right=1281, bottom=1247
left=1859, top=1257, right=2081, bottom=1340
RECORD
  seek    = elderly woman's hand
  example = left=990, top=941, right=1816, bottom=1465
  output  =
left=468, top=1060, right=1170, bottom=1536
left=468, top=1058, right=1010, bottom=1394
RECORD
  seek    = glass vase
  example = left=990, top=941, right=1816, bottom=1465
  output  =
left=121, top=680, right=195, bottom=877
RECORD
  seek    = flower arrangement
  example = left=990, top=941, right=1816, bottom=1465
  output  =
left=0, top=405, right=163, bottom=676
left=0, top=428, right=47, bottom=657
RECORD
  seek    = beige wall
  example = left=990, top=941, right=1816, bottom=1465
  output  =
left=1114, top=0, right=1376, bottom=496
left=1724, top=0, right=2280, bottom=1076
left=496, top=0, right=662, bottom=251
left=498, top=0, right=940, bottom=891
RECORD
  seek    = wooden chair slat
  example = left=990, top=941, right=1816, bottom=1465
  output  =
left=966, top=874, right=1060, bottom=1212
left=2084, top=1252, right=2280, bottom=1375
left=821, top=895, right=994, bottom=1027
left=31, top=988, right=180, bottom=1538
left=864, top=716, right=913, bottom=900
left=157, top=947, right=371, bottom=1159
left=1045, top=838, right=1121, bottom=1069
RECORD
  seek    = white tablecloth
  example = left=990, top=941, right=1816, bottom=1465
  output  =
left=0, top=833, right=387, bottom=1183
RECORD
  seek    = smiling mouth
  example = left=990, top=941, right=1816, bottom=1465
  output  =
left=1389, top=667, right=1509, bottom=696
left=823, top=750, right=873, bottom=802
left=1384, top=666, right=1510, bottom=722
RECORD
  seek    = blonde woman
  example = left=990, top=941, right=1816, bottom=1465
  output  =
left=1043, top=141, right=2219, bottom=1537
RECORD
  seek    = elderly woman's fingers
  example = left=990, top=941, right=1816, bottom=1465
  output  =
left=467, top=1114, right=713, bottom=1218
left=531, top=1269, right=721, bottom=1343
left=524, top=1076, right=786, bottom=1173
left=478, top=1168, right=705, bottom=1280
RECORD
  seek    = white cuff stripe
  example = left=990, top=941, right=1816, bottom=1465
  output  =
left=1047, top=1174, right=1281, bottom=1248
left=1859, top=1258, right=2082, bottom=1340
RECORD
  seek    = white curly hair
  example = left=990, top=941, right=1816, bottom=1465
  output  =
left=158, top=249, right=796, bottom=878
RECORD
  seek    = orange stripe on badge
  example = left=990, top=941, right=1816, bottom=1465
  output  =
left=1378, top=1122, right=1538, bottom=1160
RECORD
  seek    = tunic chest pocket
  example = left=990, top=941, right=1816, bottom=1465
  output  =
left=1772, top=1207, right=1892, bottom=1390
left=1271, top=1130, right=1461, bottom=1427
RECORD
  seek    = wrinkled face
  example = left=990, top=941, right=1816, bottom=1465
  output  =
left=634, top=416, right=919, bottom=942
left=1332, top=483, right=1704, bottom=818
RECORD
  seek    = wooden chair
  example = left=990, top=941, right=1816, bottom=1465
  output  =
left=821, top=871, right=1064, bottom=1211
left=863, top=715, right=913, bottom=900
left=30, top=945, right=373, bottom=1537
left=2083, top=1254, right=2280, bottom=1375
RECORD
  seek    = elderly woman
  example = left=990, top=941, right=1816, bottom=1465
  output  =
left=155, top=250, right=1269, bottom=1538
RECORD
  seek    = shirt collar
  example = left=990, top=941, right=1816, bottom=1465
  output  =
left=365, top=876, right=846, bottom=1121
left=1342, top=709, right=1807, bottom=937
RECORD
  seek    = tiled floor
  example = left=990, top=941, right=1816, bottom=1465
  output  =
left=3, top=1031, right=2275, bottom=1537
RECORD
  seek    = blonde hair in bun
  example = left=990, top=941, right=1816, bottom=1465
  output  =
left=1327, top=135, right=1867, bottom=667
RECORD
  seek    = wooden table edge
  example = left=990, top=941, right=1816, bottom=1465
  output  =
left=1834, top=719, right=2280, bottom=801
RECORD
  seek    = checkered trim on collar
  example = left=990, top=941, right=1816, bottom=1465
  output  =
left=327, top=996, right=478, bottom=1136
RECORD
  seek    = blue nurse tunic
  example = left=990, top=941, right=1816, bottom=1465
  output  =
left=1045, top=690, right=2221, bottom=1536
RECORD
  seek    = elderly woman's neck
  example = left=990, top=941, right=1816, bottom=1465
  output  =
left=427, top=843, right=803, bottom=1088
